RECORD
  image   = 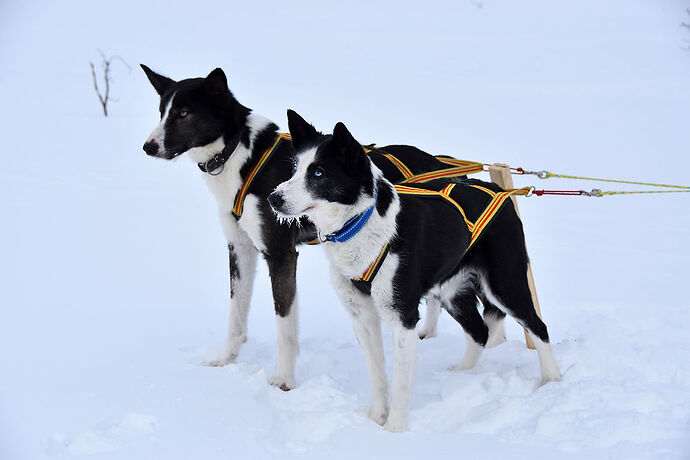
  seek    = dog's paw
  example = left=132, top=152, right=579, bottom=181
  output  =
left=485, top=332, right=507, bottom=348
left=540, top=370, right=562, bottom=385
left=268, top=375, right=295, bottom=391
left=201, top=337, right=246, bottom=367
left=449, top=353, right=479, bottom=371
left=367, top=406, right=388, bottom=426
left=448, top=363, right=471, bottom=371
left=382, top=416, right=407, bottom=433
left=201, top=356, right=235, bottom=367
left=417, top=327, right=437, bottom=340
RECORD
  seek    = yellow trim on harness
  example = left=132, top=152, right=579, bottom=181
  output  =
left=400, top=161, right=485, bottom=184
left=232, top=133, right=292, bottom=218
left=353, top=242, right=390, bottom=283
left=382, top=153, right=415, bottom=179
left=394, top=183, right=531, bottom=249
left=395, top=184, right=474, bottom=232
left=350, top=183, right=531, bottom=293
left=469, top=188, right=527, bottom=246
left=363, top=146, right=484, bottom=184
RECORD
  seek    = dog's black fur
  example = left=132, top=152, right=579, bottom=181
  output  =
left=270, top=117, right=560, bottom=429
left=141, top=65, right=475, bottom=389
left=278, top=118, right=548, bottom=342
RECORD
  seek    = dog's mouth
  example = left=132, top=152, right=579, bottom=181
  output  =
left=156, top=149, right=186, bottom=160
left=146, top=150, right=184, bottom=160
left=271, top=204, right=315, bottom=220
left=273, top=204, right=314, bottom=219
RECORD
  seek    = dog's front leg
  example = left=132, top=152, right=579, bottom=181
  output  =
left=203, top=217, right=258, bottom=367
left=417, top=295, right=441, bottom=340
left=332, top=271, right=388, bottom=425
left=264, top=248, right=299, bottom=391
left=384, top=321, right=418, bottom=432
left=351, top=304, right=388, bottom=424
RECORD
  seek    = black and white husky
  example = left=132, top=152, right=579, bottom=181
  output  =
left=269, top=114, right=561, bottom=431
left=140, top=66, right=472, bottom=390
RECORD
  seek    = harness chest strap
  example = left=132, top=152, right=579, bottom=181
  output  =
left=232, top=133, right=292, bottom=219
left=351, top=242, right=390, bottom=295
left=350, top=183, right=531, bottom=294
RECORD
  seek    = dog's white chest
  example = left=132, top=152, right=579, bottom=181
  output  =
left=237, top=194, right=266, bottom=251
left=205, top=175, right=266, bottom=252
left=198, top=158, right=266, bottom=251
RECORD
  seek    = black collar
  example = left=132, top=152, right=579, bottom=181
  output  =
left=197, top=133, right=243, bottom=176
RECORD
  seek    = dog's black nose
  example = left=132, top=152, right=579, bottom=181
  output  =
left=267, top=191, right=285, bottom=212
left=143, top=140, right=159, bottom=156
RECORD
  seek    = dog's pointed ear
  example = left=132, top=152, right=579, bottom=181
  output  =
left=287, top=109, right=319, bottom=152
left=204, top=68, right=229, bottom=96
left=332, top=122, right=366, bottom=171
left=141, top=64, right=175, bottom=96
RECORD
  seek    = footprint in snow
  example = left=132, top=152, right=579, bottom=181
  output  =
left=44, top=413, right=157, bottom=458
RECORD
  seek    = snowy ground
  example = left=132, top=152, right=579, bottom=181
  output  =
left=1, top=1, right=690, bottom=459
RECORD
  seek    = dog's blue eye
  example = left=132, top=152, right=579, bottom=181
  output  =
left=179, top=111, right=189, bottom=118
left=313, top=168, right=323, bottom=178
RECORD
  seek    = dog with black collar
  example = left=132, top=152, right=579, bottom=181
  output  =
left=141, top=66, right=477, bottom=390
left=269, top=113, right=561, bottom=431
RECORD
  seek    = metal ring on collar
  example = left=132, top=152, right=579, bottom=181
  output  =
left=206, top=162, right=224, bottom=176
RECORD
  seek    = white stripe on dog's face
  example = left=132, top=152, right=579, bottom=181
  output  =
left=145, top=93, right=175, bottom=155
left=271, top=147, right=319, bottom=218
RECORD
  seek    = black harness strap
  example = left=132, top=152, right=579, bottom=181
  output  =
left=350, top=242, right=391, bottom=295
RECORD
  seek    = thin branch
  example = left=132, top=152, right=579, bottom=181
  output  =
left=89, top=50, right=130, bottom=117
left=90, top=61, right=108, bottom=116
left=104, top=59, right=110, bottom=115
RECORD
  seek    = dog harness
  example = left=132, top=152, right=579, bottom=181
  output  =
left=350, top=183, right=532, bottom=295
left=228, top=133, right=483, bottom=221
left=362, top=145, right=485, bottom=184
left=231, top=133, right=292, bottom=218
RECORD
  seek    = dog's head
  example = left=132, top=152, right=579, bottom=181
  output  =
left=268, top=110, right=376, bottom=227
left=141, top=65, right=248, bottom=160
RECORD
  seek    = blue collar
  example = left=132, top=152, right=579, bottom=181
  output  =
left=322, top=190, right=378, bottom=243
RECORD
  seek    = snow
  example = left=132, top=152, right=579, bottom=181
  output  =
left=1, top=0, right=690, bottom=459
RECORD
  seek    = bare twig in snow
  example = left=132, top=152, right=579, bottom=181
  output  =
left=89, top=50, right=130, bottom=117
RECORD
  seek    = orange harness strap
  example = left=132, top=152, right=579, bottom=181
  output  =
left=400, top=159, right=485, bottom=184
left=350, top=183, right=531, bottom=294
left=395, top=183, right=530, bottom=248
left=363, top=146, right=484, bottom=184
left=232, top=133, right=292, bottom=218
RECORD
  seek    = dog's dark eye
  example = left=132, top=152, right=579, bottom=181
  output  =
left=179, top=111, right=189, bottom=118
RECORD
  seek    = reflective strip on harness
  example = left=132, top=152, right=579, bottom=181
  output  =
left=395, top=183, right=530, bottom=249
left=350, top=183, right=531, bottom=294
left=232, top=133, right=291, bottom=218
left=381, top=153, right=415, bottom=180
left=399, top=160, right=485, bottom=184
left=351, top=242, right=390, bottom=295
left=363, top=146, right=484, bottom=184
left=395, top=184, right=474, bottom=232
